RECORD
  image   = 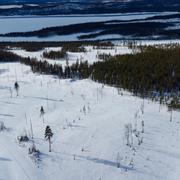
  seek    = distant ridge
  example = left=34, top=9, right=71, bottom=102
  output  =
left=0, top=0, right=179, bottom=15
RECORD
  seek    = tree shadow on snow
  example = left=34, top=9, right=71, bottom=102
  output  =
left=0, top=101, right=19, bottom=105
left=24, top=95, right=64, bottom=102
left=0, top=157, right=11, bottom=162
left=0, top=113, right=15, bottom=117
left=75, top=154, right=135, bottom=171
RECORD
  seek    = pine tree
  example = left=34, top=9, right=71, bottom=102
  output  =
left=45, top=126, right=53, bottom=152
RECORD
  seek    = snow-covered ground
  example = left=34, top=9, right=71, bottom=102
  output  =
left=11, top=45, right=133, bottom=67
left=0, top=46, right=180, bottom=180
left=0, top=5, right=23, bottom=9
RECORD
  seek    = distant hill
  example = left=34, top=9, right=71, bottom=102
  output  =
left=0, top=0, right=179, bottom=3
left=0, top=0, right=179, bottom=15
left=0, top=0, right=180, bottom=5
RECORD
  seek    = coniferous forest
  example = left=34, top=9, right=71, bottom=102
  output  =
left=0, top=44, right=179, bottom=109
left=92, top=46, right=180, bottom=95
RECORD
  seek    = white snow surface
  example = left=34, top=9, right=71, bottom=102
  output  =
left=11, top=45, right=133, bottom=67
left=0, top=48, right=180, bottom=180
left=0, top=5, right=23, bottom=9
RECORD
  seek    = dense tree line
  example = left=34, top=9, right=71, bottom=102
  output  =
left=92, top=46, right=180, bottom=95
left=43, top=45, right=87, bottom=60
left=92, top=46, right=180, bottom=110
left=0, top=41, right=113, bottom=52
left=20, top=58, right=91, bottom=79
left=22, top=46, right=180, bottom=97
left=0, top=49, right=26, bottom=62
left=61, top=45, right=86, bottom=53
left=1, top=21, right=178, bottom=40
left=43, top=50, right=67, bottom=60
left=1, top=45, right=180, bottom=95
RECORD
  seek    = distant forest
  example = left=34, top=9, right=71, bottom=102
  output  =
left=0, top=41, right=112, bottom=52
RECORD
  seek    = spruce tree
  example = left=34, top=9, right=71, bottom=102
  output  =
left=45, top=126, right=53, bottom=152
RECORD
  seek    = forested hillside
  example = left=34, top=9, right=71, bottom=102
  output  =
left=92, top=46, right=180, bottom=95
left=1, top=44, right=179, bottom=108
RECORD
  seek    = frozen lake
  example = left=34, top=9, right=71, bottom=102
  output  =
left=0, top=12, right=178, bottom=42
left=0, top=12, right=175, bottom=34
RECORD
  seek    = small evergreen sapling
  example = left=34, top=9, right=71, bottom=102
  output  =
left=45, top=126, right=53, bottom=152
left=40, top=106, right=45, bottom=123
left=14, top=81, right=19, bottom=96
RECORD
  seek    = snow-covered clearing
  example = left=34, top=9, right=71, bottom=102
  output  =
left=11, top=45, right=133, bottom=67
left=0, top=54, right=180, bottom=180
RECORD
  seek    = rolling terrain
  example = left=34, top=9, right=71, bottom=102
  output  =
left=0, top=44, right=180, bottom=180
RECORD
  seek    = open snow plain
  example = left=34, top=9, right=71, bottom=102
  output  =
left=0, top=45, right=180, bottom=180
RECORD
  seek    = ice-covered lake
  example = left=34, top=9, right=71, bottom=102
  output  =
left=0, top=12, right=175, bottom=34
left=0, top=12, right=177, bottom=42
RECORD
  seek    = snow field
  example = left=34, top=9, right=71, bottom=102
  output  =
left=11, top=45, right=133, bottom=67
left=0, top=61, right=180, bottom=180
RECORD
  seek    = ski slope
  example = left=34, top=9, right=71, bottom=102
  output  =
left=0, top=50, right=180, bottom=180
